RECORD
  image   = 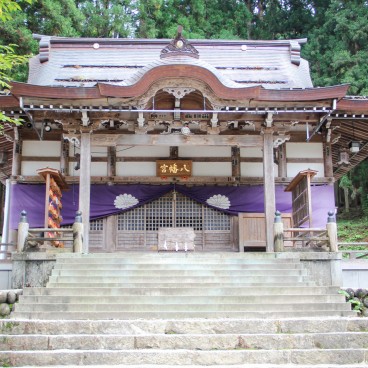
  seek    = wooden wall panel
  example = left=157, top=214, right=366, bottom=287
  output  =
left=239, top=213, right=292, bottom=250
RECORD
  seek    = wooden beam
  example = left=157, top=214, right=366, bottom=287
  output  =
left=21, top=156, right=107, bottom=162
left=13, top=175, right=332, bottom=186
left=116, top=157, right=232, bottom=162
left=24, top=154, right=315, bottom=163
left=240, top=157, right=263, bottom=163
left=286, top=158, right=324, bottom=163
left=93, top=134, right=263, bottom=147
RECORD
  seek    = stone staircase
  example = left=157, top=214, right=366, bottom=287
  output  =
left=10, top=252, right=356, bottom=319
left=1, top=252, right=367, bottom=366
left=1, top=317, right=368, bottom=366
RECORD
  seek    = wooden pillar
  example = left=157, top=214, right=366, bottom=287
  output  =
left=306, top=173, right=313, bottom=227
left=17, top=210, right=29, bottom=252
left=263, top=128, right=276, bottom=252
left=79, top=132, right=91, bottom=253
left=108, top=146, right=116, bottom=177
left=43, top=173, right=51, bottom=229
left=273, top=211, right=284, bottom=252
left=327, top=211, right=338, bottom=252
left=170, top=146, right=179, bottom=159
left=106, top=146, right=117, bottom=251
left=231, top=146, right=241, bottom=179
left=10, top=130, right=21, bottom=245
left=323, top=141, right=333, bottom=178
left=60, top=138, right=70, bottom=176
left=11, top=128, right=21, bottom=176
left=277, top=144, right=287, bottom=178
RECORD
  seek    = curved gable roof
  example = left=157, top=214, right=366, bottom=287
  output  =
left=28, top=35, right=313, bottom=90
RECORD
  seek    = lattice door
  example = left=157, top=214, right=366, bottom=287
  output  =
left=116, top=191, right=233, bottom=251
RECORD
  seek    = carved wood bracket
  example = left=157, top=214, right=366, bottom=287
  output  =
left=273, top=134, right=291, bottom=148
left=163, top=87, right=196, bottom=100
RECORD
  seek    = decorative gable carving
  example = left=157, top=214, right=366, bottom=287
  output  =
left=161, top=26, right=199, bottom=59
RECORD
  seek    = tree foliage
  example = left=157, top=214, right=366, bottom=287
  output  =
left=0, top=0, right=32, bottom=132
left=136, top=0, right=251, bottom=39
left=77, top=0, right=135, bottom=38
left=1, top=0, right=368, bottom=211
left=304, top=0, right=368, bottom=95
left=1, top=0, right=367, bottom=94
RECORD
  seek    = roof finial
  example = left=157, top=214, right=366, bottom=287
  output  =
left=160, top=26, right=199, bottom=59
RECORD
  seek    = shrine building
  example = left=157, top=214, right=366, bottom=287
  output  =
left=1, top=28, right=368, bottom=254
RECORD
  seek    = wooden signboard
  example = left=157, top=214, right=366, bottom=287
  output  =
left=157, top=160, right=192, bottom=177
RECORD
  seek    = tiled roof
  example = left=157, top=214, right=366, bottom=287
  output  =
left=28, top=36, right=313, bottom=90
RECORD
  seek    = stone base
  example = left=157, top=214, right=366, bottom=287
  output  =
left=11, top=251, right=66, bottom=289
left=158, top=227, right=195, bottom=251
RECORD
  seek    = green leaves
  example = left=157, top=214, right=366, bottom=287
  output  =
left=0, top=45, right=29, bottom=88
left=0, top=1, right=32, bottom=131
left=78, top=0, right=135, bottom=38
left=304, top=0, right=368, bottom=95
left=136, top=0, right=251, bottom=39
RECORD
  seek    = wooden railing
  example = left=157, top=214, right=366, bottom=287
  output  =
left=274, top=210, right=338, bottom=252
left=17, top=210, right=84, bottom=253
left=283, top=228, right=330, bottom=249
left=338, top=242, right=368, bottom=259
left=26, top=228, right=74, bottom=249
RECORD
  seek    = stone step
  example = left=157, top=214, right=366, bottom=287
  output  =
left=3, top=318, right=366, bottom=335
left=53, top=263, right=304, bottom=270
left=10, top=310, right=356, bottom=320
left=45, top=282, right=318, bottom=288
left=56, top=252, right=293, bottom=260
left=18, top=294, right=345, bottom=305
left=50, top=269, right=308, bottom=277
left=14, top=301, right=352, bottom=313
left=55, top=256, right=301, bottom=264
left=1, top=332, right=368, bottom=351
left=0, top=348, right=366, bottom=366
left=54, top=258, right=300, bottom=265
left=13, top=365, right=368, bottom=368
left=7, top=251, right=361, bottom=366
left=47, top=275, right=309, bottom=284
left=22, top=286, right=341, bottom=297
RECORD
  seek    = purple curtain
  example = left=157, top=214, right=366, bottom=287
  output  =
left=10, top=183, right=334, bottom=229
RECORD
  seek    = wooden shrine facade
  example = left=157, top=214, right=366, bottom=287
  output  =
left=1, top=29, right=368, bottom=252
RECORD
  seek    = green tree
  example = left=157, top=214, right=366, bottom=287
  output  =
left=136, top=0, right=251, bottom=39
left=78, top=0, right=136, bottom=38
left=0, top=0, right=85, bottom=55
left=339, top=174, right=353, bottom=213
left=0, top=0, right=32, bottom=132
left=351, top=161, right=368, bottom=216
left=304, top=0, right=368, bottom=95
